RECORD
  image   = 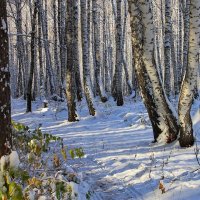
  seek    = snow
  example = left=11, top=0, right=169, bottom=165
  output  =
left=0, top=151, right=20, bottom=172
left=11, top=97, right=200, bottom=200
left=9, top=151, right=20, bottom=169
left=0, top=155, right=9, bottom=172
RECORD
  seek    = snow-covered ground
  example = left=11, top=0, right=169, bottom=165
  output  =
left=12, top=97, right=200, bottom=200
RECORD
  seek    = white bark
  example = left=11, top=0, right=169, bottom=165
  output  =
left=182, top=0, right=190, bottom=79
left=38, top=0, right=56, bottom=95
left=164, top=0, right=173, bottom=97
left=92, top=0, right=108, bottom=102
left=178, top=0, right=200, bottom=147
left=128, top=0, right=179, bottom=142
left=81, top=0, right=96, bottom=116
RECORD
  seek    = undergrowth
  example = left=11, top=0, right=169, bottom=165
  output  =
left=0, top=121, right=85, bottom=200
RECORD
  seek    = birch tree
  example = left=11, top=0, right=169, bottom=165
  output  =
left=164, top=0, right=173, bottom=96
left=81, top=0, right=96, bottom=116
left=26, top=0, right=38, bottom=112
left=152, top=2, right=163, bottom=82
left=122, top=0, right=132, bottom=95
left=128, top=0, right=199, bottom=147
left=58, top=0, right=66, bottom=96
left=0, top=0, right=12, bottom=157
left=182, top=0, right=190, bottom=79
left=73, top=0, right=83, bottom=101
left=92, top=0, right=108, bottom=102
left=38, top=0, right=56, bottom=96
left=112, top=0, right=124, bottom=106
left=52, top=0, right=60, bottom=95
left=178, top=0, right=200, bottom=147
left=177, top=0, right=183, bottom=91
left=14, top=0, right=27, bottom=99
left=38, top=1, right=44, bottom=98
left=128, top=0, right=179, bottom=143
left=66, top=0, right=78, bottom=122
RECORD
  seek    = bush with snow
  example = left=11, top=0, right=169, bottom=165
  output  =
left=0, top=121, right=89, bottom=200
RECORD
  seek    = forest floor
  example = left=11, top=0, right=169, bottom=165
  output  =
left=12, top=97, right=200, bottom=200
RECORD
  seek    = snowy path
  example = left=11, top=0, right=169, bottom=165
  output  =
left=12, top=98, right=200, bottom=200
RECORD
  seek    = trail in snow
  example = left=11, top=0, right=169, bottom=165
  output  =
left=12, top=98, right=200, bottom=200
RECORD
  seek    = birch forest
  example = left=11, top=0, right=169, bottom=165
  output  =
left=0, top=0, right=200, bottom=199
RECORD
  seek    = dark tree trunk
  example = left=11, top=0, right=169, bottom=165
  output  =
left=114, top=0, right=124, bottom=106
left=0, top=0, right=12, bottom=157
left=66, top=0, right=78, bottom=122
left=27, top=0, right=38, bottom=112
left=73, top=0, right=83, bottom=102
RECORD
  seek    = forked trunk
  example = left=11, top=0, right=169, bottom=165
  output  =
left=128, top=0, right=179, bottom=143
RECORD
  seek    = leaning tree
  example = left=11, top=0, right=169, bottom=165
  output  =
left=128, top=0, right=179, bottom=144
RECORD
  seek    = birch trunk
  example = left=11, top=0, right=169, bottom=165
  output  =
left=58, top=0, right=66, bottom=96
left=81, top=0, right=96, bottom=116
left=122, top=0, right=132, bottom=95
left=177, top=0, right=183, bottom=91
left=15, top=0, right=27, bottom=98
left=92, top=0, right=108, bottom=102
left=73, top=0, right=83, bottom=101
left=152, top=2, right=163, bottom=82
left=178, top=0, right=200, bottom=147
left=129, top=3, right=164, bottom=141
left=38, top=0, right=56, bottom=95
left=128, top=0, right=179, bottom=143
left=104, top=7, right=112, bottom=93
left=33, top=44, right=38, bottom=101
left=182, top=0, right=190, bottom=79
left=103, top=0, right=109, bottom=93
left=87, top=0, right=91, bottom=67
left=66, top=0, right=78, bottom=122
left=107, top=4, right=114, bottom=91
left=164, top=0, right=172, bottom=97
left=113, top=0, right=124, bottom=106
left=171, top=32, right=178, bottom=96
left=38, top=4, right=44, bottom=98
left=52, top=0, right=60, bottom=96
left=26, top=0, right=37, bottom=112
